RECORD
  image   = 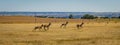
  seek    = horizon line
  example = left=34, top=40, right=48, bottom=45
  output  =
left=0, top=11, right=120, bottom=12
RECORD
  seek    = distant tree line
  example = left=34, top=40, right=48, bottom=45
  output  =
left=35, top=16, right=48, bottom=18
left=35, top=14, right=120, bottom=19
left=82, top=14, right=120, bottom=19
left=35, top=16, right=67, bottom=19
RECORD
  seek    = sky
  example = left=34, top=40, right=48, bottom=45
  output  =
left=0, top=0, right=119, bottom=12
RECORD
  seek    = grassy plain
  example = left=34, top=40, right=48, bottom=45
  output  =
left=0, top=16, right=120, bottom=45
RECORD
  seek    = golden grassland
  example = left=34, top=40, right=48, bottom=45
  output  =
left=0, top=16, right=120, bottom=45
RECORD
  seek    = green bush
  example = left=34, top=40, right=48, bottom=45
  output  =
left=81, top=14, right=97, bottom=19
left=69, top=14, right=73, bottom=19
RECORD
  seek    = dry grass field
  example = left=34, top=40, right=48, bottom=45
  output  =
left=0, top=16, right=120, bottom=45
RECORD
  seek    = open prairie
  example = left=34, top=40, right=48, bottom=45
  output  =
left=0, top=16, right=120, bottom=45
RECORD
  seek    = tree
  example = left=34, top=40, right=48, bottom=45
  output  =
left=48, top=16, right=55, bottom=18
left=101, top=17, right=109, bottom=19
left=119, top=16, right=120, bottom=19
left=69, top=14, right=73, bottom=19
left=81, top=14, right=96, bottom=19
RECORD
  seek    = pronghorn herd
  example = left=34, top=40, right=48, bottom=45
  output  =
left=33, top=21, right=84, bottom=31
left=33, top=22, right=52, bottom=31
left=33, top=20, right=119, bottom=31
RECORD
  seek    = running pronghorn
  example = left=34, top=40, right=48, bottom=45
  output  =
left=76, top=22, right=84, bottom=29
left=33, top=24, right=44, bottom=31
left=43, top=22, right=52, bottom=30
left=60, top=21, right=69, bottom=28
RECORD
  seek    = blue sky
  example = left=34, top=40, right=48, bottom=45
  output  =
left=0, top=0, right=119, bottom=12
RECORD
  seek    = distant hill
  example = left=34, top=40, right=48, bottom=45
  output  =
left=0, top=12, right=120, bottom=18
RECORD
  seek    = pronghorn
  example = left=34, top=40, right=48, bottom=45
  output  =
left=76, top=22, right=84, bottom=29
left=33, top=24, right=44, bottom=31
left=60, top=21, right=68, bottom=28
left=43, top=22, right=52, bottom=30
